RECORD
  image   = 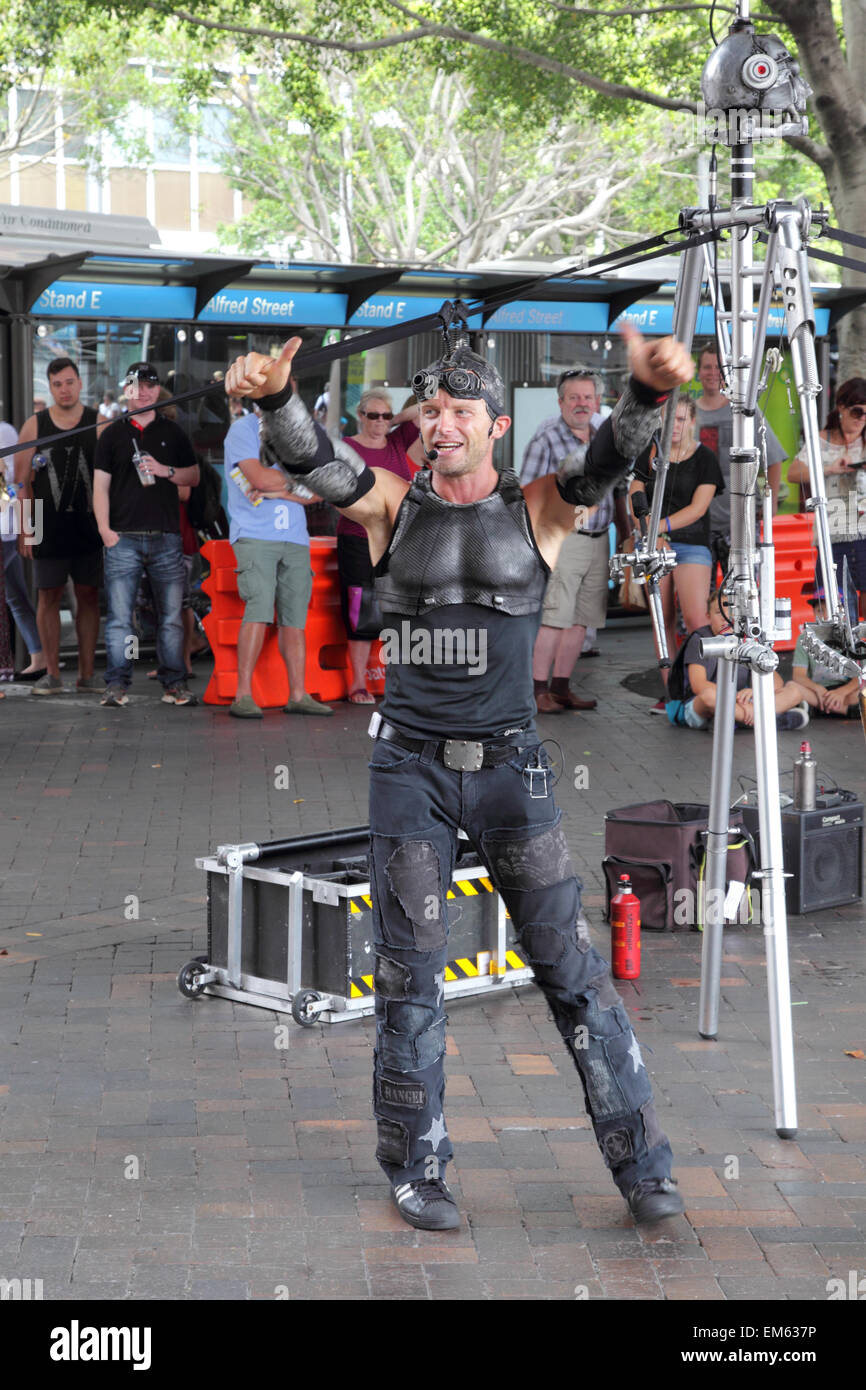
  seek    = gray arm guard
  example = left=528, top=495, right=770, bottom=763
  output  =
left=258, top=392, right=375, bottom=508
left=555, top=379, right=663, bottom=507
left=609, top=378, right=664, bottom=460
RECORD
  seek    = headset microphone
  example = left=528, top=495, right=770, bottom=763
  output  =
left=424, top=446, right=439, bottom=462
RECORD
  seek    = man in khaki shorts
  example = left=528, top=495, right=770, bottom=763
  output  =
left=535, top=504, right=613, bottom=712
left=224, top=405, right=331, bottom=718
left=522, top=371, right=621, bottom=713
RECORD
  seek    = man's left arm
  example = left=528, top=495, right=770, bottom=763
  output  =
left=147, top=430, right=199, bottom=488
left=526, top=329, right=694, bottom=546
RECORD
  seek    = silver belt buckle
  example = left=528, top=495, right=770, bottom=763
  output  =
left=443, top=739, right=484, bottom=772
left=368, top=710, right=383, bottom=739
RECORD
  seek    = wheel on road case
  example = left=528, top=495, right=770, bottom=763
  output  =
left=291, top=989, right=324, bottom=1027
left=178, top=957, right=209, bottom=999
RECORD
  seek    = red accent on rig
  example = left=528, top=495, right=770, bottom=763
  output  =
left=611, top=873, right=641, bottom=980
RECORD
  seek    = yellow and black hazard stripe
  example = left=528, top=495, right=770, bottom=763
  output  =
left=348, top=875, right=497, bottom=918
left=347, top=874, right=525, bottom=998
left=349, top=948, right=528, bottom=999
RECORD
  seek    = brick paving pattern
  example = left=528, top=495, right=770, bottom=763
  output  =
left=1, top=625, right=865, bottom=1300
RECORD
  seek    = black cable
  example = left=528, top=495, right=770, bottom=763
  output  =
left=806, top=244, right=866, bottom=276
left=0, top=225, right=728, bottom=463
left=821, top=224, right=866, bottom=252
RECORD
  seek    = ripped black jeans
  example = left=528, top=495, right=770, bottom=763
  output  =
left=368, top=737, right=674, bottom=1195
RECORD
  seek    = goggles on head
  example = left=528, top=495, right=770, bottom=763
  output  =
left=412, top=350, right=505, bottom=422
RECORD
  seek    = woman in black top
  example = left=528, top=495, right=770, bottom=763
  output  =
left=629, top=397, right=724, bottom=702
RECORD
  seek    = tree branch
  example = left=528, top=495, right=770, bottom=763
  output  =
left=139, top=2, right=431, bottom=53
left=382, top=1, right=698, bottom=112
left=783, top=131, right=835, bottom=177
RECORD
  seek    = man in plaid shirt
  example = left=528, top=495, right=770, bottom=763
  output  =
left=523, top=371, right=623, bottom=713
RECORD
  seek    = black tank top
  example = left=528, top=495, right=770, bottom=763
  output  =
left=379, top=603, right=541, bottom=739
left=375, top=470, right=548, bottom=739
left=33, top=406, right=100, bottom=557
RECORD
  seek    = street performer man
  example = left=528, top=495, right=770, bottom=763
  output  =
left=225, top=320, right=694, bottom=1232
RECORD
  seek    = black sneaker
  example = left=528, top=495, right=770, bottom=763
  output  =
left=391, top=1178, right=460, bottom=1231
left=627, top=1177, right=684, bottom=1223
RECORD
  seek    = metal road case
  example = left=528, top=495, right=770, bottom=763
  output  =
left=178, top=826, right=534, bottom=1025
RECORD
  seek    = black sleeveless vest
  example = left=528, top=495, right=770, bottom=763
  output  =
left=373, top=468, right=549, bottom=617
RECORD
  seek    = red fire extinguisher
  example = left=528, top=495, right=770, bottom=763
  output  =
left=611, top=873, right=641, bottom=980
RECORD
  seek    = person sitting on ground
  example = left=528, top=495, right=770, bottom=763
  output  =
left=630, top=396, right=723, bottom=714
left=337, top=389, right=418, bottom=703
left=792, top=618, right=862, bottom=717
left=667, top=590, right=810, bottom=731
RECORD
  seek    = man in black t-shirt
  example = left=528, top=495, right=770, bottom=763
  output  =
left=93, top=363, right=200, bottom=707
left=14, top=357, right=107, bottom=695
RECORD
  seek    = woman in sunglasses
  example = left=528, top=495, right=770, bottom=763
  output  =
left=789, top=377, right=866, bottom=618
left=339, top=389, right=419, bottom=702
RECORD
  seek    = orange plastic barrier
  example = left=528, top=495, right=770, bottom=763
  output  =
left=771, top=513, right=817, bottom=652
left=201, top=538, right=386, bottom=707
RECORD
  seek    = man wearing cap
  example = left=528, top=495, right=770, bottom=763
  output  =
left=226, top=323, right=694, bottom=1232
left=93, top=362, right=200, bottom=707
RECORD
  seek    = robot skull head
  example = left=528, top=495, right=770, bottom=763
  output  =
left=701, top=26, right=811, bottom=142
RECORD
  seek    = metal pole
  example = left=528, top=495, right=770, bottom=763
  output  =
left=751, top=669, right=798, bottom=1136
left=700, top=134, right=760, bottom=1046
left=698, top=648, right=738, bottom=1038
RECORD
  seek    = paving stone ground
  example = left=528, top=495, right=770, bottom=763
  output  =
left=1, top=623, right=865, bottom=1303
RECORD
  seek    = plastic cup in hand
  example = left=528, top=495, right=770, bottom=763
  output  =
left=133, top=443, right=156, bottom=486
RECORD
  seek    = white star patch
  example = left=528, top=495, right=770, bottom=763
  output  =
left=420, top=1112, right=448, bottom=1152
left=628, top=1036, right=644, bottom=1074
left=434, top=970, right=445, bottom=1005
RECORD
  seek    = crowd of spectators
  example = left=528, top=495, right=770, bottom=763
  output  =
left=0, top=342, right=863, bottom=734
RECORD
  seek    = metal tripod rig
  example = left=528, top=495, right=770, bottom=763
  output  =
left=611, top=0, right=866, bottom=1139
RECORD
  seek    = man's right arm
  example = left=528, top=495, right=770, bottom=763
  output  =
left=13, top=416, right=37, bottom=486
left=225, top=337, right=395, bottom=535
left=93, top=469, right=117, bottom=546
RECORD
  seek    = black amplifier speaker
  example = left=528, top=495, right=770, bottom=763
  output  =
left=740, top=794, right=864, bottom=915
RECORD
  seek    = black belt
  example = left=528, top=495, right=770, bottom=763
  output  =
left=370, top=713, right=533, bottom=772
left=578, top=529, right=609, bottom=538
